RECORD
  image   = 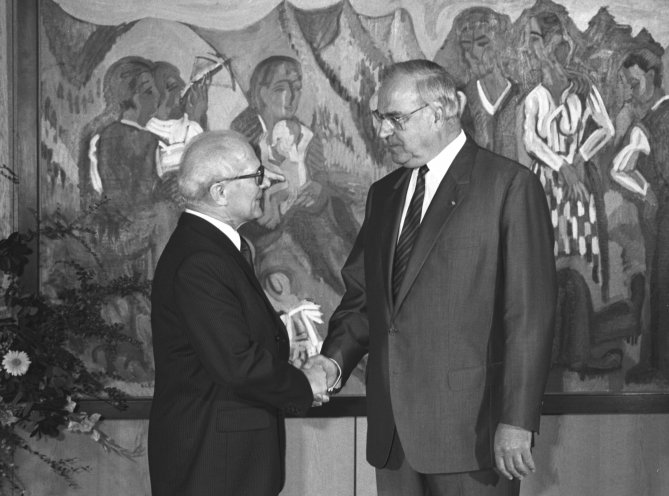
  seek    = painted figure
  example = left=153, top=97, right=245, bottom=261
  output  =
left=520, top=10, right=614, bottom=282
left=146, top=61, right=206, bottom=182
left=612, top=51, right=669, bottom=384
left=232, top=56, right=357, bottom=298
left=440, top=7, right=521, bottom=160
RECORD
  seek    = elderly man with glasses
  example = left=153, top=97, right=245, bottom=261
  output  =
left=308, top=60, right=557, bottom=496
left=148, top=130, right=329, bottom=496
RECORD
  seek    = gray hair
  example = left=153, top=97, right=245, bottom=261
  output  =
left=382, top=60, right=460, bottom=119
left=177, top=130, right=252, bottom=204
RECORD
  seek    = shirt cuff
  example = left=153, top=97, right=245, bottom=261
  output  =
left=326, top=357, right=342, bottom=394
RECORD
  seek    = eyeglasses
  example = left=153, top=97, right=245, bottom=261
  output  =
left=218, top=165, right=265, bottom=186
left=372, top=104, right=429, bottom=131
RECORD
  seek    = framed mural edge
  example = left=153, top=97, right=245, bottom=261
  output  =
left=15, top=0, right=669, bottom=418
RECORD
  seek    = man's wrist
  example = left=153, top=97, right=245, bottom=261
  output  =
left=326, top=357, right=342, bottom=393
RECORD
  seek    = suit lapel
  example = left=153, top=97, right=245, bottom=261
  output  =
left=181, top=214, right=286, bottom=332
left=392, top=139, right=477, bottom=312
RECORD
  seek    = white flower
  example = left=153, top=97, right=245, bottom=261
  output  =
left=64, top=396, right=77, bottom=413
left=0, top=409, right=18, bottom=426
left=2, top=350, right=31, bottom=376
left=67, top=412, right=101, bottom=433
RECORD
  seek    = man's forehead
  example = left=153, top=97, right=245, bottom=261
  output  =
left=378, top=76, right=420, bottom=110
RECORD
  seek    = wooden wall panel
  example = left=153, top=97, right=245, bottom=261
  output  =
left=0, top=0, right=11, bottom=238
left=356, top=417, right=377, bottom=496
left=9, top=414, right=669, bottom=495
left=522, top=414, right=669, bottom=496
left=14, top=420, right=150, bottom=496
left=282, top=417, right=356, bottom=496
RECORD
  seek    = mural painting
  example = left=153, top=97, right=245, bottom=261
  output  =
left=36, top=0, right=669, bottom=396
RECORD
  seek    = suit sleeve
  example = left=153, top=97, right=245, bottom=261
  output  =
left=321, top=186, right=374, bottom=385
left=174, top=252, right=313, bottom=415
left=500, top=168, right=557, bottom=432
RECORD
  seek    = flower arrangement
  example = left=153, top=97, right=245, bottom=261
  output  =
left=0, top=200, right=148, bottom=493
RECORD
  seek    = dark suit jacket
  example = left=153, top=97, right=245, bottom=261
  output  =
left=322, top=138, right=557, bottom=474
left=148, top=213, right=313, bottom=496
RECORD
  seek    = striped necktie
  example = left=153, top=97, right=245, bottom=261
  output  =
left=392, top=165, right=428, bottom=302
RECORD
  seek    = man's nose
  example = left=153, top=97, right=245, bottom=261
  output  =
left=377, top=119, right=395, bottom=139
left=260, top=175, right=271, bottom=190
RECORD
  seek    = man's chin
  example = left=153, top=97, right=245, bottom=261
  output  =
left=390, top=154, right=414, bottom=167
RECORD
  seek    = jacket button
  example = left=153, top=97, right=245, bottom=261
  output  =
left=389, top=325, right=398, bottom=334
left=275, top=335, right=282, bottom=342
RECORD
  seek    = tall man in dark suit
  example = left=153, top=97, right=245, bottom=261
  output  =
left=308, top=60, right=557, bottom=495
left=148, top=130, right=328, bottom=496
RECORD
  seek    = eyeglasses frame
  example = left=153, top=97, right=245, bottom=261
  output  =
left=372, top=103, right=429, bottom=131
left=217, top=165, right=265, bottom=187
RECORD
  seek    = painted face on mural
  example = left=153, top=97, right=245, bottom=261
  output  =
left=459, top=21, right=497, bottom=78
left=132, top=71, right=160, bottom=126
left=161, top=73, right=187, bottom=119
left=621, top=64, right=656, bottom=107
left=376, top=74, right=435, bottom=169
left=259, top=63, right=303, bottom=123
left=532, top=13, right=572, bottom=66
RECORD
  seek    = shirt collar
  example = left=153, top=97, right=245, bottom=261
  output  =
left=426, top=130, right=466, bottom=177
left=185, top=209, right=241, bottom=249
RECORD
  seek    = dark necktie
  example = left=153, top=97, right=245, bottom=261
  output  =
left=392, top=165, right=428, bottom=302
left=239, top=237, right=254, bottom=268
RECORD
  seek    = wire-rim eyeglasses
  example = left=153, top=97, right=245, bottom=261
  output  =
left=372, top=104, right=429, bottom=131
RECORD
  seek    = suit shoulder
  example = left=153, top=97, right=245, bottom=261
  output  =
left=474, top=147, right=534, bottom=181
left=373, top=166, right=405, bottom=188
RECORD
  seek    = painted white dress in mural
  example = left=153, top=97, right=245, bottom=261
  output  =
left=523, top=82, right=614, bottom=282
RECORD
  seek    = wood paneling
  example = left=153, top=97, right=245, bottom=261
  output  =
left=0, top=0, right=12, bottom=238
left=282, top=418, right=356, bottom=496
left=13, top=414, right=669, bottom=495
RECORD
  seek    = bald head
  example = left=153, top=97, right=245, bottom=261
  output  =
left=178, top=130, right=256, bottom=204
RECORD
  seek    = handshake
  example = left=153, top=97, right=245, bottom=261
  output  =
left=299, top=355, right=340, bottom=407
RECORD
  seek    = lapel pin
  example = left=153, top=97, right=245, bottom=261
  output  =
left=451, top=200, right=456, bottom=206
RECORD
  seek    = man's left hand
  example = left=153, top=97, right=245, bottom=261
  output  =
left=494, top=423, right=534, bottom=480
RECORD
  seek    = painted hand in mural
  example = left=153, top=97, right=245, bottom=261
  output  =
left=183, top=74, right=211, bottom=126
left=560, top=161, right=589, bottom=204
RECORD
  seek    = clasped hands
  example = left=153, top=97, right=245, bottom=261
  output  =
left=299, top=354, right=339, bottom=407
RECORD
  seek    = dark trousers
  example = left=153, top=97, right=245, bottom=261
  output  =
left=376, top=430, right=520, bottom=496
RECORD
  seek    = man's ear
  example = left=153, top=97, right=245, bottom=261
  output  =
left=456, top=91, right=467, bottom=118
left=209, top=181, right=228, bottom=206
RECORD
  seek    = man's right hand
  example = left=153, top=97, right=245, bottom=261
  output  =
left=301, top=363, right=329, bottom=406
left=304, top=354, right=339, bottom=391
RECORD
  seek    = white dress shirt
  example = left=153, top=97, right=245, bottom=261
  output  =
left=397, top=130, right=466, bottom=238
